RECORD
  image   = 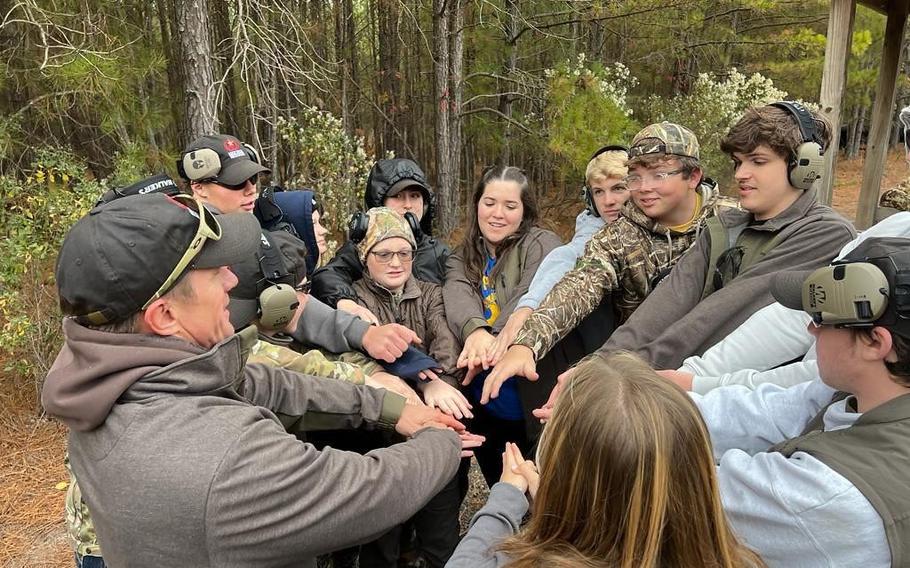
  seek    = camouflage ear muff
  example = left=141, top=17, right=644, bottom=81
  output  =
left=771, top=101, right=825, bottom=191
left=582, top=145, right=629, bottom=218
left=802, top=262, right=889, bottom=327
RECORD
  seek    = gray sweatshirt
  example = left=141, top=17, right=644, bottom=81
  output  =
left=600, top=187, right=856, bottom=369
left=42, top=321, right=461, bottom=567
left=445, top=482, right=528, bottom=567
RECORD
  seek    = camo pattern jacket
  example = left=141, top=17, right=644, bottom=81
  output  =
left=514, top=181, right=739, bottom=359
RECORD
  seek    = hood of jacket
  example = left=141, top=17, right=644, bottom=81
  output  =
left=42, top=319, right=257, bottom=431
left=365, top=159, right=435, bottom=234
left=620, top=177, right=733, bottom=236
left=272, top=189, right=320, bottom=276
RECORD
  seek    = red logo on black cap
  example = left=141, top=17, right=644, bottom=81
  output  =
left=224, top=138, right=241, bottom=152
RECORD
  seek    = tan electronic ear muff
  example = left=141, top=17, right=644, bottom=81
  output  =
left=181, top=148, right=223, bottom=182
left=258, top=284, right=300, bottom=330
left=802, top=262, right=889, bottom=326
left=771, top=101, right=825, bottom=191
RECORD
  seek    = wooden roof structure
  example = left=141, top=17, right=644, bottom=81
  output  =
left=819, top=0, right=909, bottom=228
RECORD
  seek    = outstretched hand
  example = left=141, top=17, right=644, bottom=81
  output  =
left=457, top=328, right=496, bottom=384
left=362, top=323, right=422, bottom=363
left=531, top=365, right=575, bottom=423
left=477, top=345, right=538, bottom=405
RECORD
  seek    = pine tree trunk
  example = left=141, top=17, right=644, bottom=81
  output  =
left=499, top=0, right=518, bottom=164
left=433, top=0, right=454, bottom=235
left=175, top=0, right=219, bottom=143
left=449, top=0, right=464, bottom=226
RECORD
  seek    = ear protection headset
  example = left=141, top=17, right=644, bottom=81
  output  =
left=770, top=101, right=825, bottom=190
left=348, top=211, right=423, bottom=244
left=582, top=145, right=629, bottom=217
left=255, top=231, right=300, bottom=330
left=176, top=142, right=262, bottom=182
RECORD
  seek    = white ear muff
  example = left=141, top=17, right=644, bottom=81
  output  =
left=182, top=148, right=222, bottom=182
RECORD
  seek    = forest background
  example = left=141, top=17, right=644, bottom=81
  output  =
left=2, top=1, right=910, bottom=564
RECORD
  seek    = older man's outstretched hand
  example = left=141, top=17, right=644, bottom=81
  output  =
left=395, top=404, right=485, bottom=457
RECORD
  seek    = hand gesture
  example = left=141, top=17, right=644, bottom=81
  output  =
left=337, top=299, right=380, bottom=325
left=395, top=403, right=464, bottom=437
left=487, top=307, right=532, bottom=365
left=457, top=328, right=496, bottom=383
left=478, top=345, right=538, bottom=405
left=499, top=442, right=539, bottom=499
left=362, top=323, right=422, bottom=363
left=531, top=365, right=575, bottom=423
left=419, top=379, right=473, bottom=419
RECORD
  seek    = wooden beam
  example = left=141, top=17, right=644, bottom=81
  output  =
left=818, top=0, right=856, bottom=206
left=856, top=1, right=909, bottom=229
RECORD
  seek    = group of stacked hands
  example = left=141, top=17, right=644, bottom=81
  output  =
left=45, top=101, right=910, bottom=568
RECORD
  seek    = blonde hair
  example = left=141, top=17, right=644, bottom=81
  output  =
left=499, top=352, right=764, bottom=568
left=585, top=149, right=628, bottom=186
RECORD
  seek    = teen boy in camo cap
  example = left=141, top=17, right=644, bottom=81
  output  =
left=487, top=121, right=738, bottom=405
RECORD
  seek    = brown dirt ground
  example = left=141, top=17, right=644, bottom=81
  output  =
left=2, top=149, right=905, bottom=566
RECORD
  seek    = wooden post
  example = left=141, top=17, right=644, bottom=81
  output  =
left=856, top=1, right=909, bottom=229
left=817, top=0, right=856, bottom=206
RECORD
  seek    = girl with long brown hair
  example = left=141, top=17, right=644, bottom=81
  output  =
left=443, top=165, right=561, bottom=485
left=447, top=352, right=764, bottom=568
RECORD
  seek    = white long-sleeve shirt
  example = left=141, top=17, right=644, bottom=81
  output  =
left=692, top=380, right=890, bottom=567
left=680, top=212, right=910, bottom=394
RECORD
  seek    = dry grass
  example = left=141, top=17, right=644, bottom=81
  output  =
left=1, top=149, right=904, bottom=566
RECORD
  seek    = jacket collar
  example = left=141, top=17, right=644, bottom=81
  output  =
left=361, top=274, right=422, bottom=301
left=722, top=186, right=820, bottom=232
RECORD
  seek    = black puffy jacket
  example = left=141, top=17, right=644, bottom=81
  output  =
left=311, top=235, right=450, bottom=307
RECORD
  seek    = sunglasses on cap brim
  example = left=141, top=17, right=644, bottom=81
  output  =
left=141, top=194, right=222, bottom=309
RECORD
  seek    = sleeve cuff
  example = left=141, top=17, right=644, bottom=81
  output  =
left=690, top=375, right=718, bottom=395
left=461, top=318, right=491, bottom=341
left=378, top=390, right=407, bottom=428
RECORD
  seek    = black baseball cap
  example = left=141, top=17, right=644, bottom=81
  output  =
left=228, top=230, right=309, bottom=330
left=180, top=134, right=271, bottom=187
left=771, top=237, right=910, bottom=338
left=57, top=193, right=261, bottom=325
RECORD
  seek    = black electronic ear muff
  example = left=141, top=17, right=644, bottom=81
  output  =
left=770, top=101, right=825, bottom=191
left=348, top=211, right=370, bottom=243
left=348, top=210, right=423, bottom=244
left=582, top=145, right=629, bottom=217
left=242, top=143, right=261, bottom=165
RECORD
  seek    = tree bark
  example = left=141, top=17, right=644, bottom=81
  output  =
left=433, top=0, right=454, bottom=235
left=175, top=0, right=219, bottom=143
left=448, top=0, right=464, bottom=227
left=499, top=0, right=519, bottom=164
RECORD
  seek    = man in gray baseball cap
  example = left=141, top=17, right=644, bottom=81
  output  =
left=684, top=236, right=910, bottom=566
left=42, top=192, right=477, bottom=566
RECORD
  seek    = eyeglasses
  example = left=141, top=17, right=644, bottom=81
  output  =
left=141, top=195, right=222, bottom=309
left=218, top=175, right=258, bottom=191
left=624, top=169, right=683, bottom=191
left=713, top=246, right=744, bottom=292
left=369, top=249, right=415, bottom=264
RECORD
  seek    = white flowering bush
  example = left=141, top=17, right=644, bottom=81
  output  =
left=277, top=108, right=376, bottom=246
left=642, top=69, right=816, bottom=186
left=544, top=54, right=640, bottom=174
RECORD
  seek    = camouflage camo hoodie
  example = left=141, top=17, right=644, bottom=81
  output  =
left=514, top=179, right=738, bottom=359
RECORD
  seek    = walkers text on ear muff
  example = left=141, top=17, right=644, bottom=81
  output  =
left=582, top=145, right=629, bottom=217
left=770, top=101, right=825, bottom=191
left=348, top=211, right=423, bottom=244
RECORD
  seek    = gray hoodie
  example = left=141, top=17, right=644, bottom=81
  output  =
left=42, top=321, right=461, bottom=567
